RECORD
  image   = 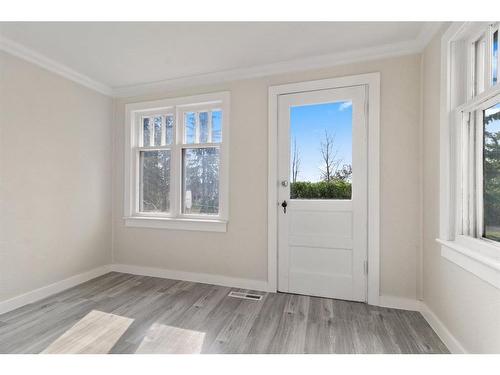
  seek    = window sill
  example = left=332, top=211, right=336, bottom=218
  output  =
left=124, top=216, right=227, bottom=232
left=436, top=238, right=500, bottom=289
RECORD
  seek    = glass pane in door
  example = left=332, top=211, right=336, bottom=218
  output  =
left=290, top=101, right=353, bottom=199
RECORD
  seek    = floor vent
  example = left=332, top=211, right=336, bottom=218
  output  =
left=228, top=291, right=263, bottom=301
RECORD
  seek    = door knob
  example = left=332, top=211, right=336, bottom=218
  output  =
left=281, top=180, right=289, bottom=187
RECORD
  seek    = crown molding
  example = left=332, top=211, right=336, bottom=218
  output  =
left=1, top=23, right=443, bottom=98
left=113, top=38, right=424, bottom=97
left=414, top=22, right=444, bottom=50
left=0, top=36, right=113, bottom=96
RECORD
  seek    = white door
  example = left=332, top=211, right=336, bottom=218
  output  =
left=277, top=86, right=368, bottom=302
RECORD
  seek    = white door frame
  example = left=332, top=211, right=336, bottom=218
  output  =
left=267, top=72, right=381, bottom=305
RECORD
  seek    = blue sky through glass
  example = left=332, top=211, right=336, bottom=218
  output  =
left=290, top=101, right=352, bottom=182
left=493, top=30, right=498, bottom=85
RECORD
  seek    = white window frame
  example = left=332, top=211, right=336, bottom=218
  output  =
left=439, top=22, right=500, bottom=289
left=124, top=91, right=230, bottom=232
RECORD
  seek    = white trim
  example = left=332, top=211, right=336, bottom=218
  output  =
left=267, top=73, right=380, bottom=305
left=378, top=295, right=423, bottom=312
left=267, top=87, right=279, bottom=293
left=336, top=292, right=467, bottom=353
left=440, top=23, right=466, bottom=241
left=366, top=74, right=381, bottom=306
left=420, top=303, right=468, bottom=354
left=438, top=239, right=500, bottom=289
left=124, top=216, right=227, bottom=232
left=0, top=265, right=111, bottom=315
left=113, top=41, right=419, bottom=98
left=415, top=22, right=445, bottom=51
left=418, top=52, right=425, bottom=301
left=438, top=22, right=500, bottom=289
left=376, top=296, right=467, bottom=353
left=113, top=40, right=430, bottom=98
left=110, top=264, right=269, bottom=292
left=1, top=24, right=442, bottom=99
left=0, top=36, right=113, bottom=96
left=439, top=22, right=499, bottom=240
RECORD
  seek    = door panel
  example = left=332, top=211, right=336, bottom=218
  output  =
left=277, top=86, right=367, bottom=302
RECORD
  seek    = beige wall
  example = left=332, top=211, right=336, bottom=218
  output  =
left=0, top=52, right=113, bottom=302
left=2, top=32, right=499, bottom=352
left=113, top=54, right=422, bottom=299
left=422, top=28, right=500, bottom=353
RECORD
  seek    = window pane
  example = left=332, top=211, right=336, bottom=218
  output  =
left=211, top=110, right=222, bottom=143
left=153, top=116, right=162, bottom=146
left=184, top=112, right=196, bottom=144
left=182, top=148, right=220, bottom=215
left=166, top=115, right=174, bottom=145
left=289, top=101, right=352, bottom=200
left=474, top=37, right=486, bottom=95
left=493, top=30, right=498, bottom=86
left=140, top=150, right=170, bottom=213
left=142, top=117, right=151, bottom=147
left=199, top=112, right=209, bottom=143
left=483, top=102, right=500, bottom=241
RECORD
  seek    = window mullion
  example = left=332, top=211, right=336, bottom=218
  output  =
left=462, top=112, right=471, bottom=235
left=475, top=110, right=484, bottom=238
left=469, top=114, right=477, bottom=237
left=139, top=116, right=145, bottom=147
left=195, top=112, right=200, bottom=143
left=172, top=110, right=181, bottom=219
left=457, top=111, right=466, bottom=236
left=169, top=141, right=178, bottom=219
left=147, top=116, right=154, bottom=147
left=161, top=115, right=166, bottom=146
left=208, top=111, right=213, bottom=143
left=180, top=143, right=219, bottom=149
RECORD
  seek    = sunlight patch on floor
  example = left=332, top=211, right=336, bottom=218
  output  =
left=135, top=323, right=206, bottom=354
left=42, top=310, right=134, bottom=354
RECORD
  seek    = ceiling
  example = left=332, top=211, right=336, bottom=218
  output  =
left=0, top=22, right=440, bottom=95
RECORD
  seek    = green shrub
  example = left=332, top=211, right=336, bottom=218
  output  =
left=290, top=180, right=351, bottom=199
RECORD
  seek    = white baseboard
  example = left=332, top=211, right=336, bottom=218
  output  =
left=0, top=262, right=466, bottom=354
left=419, top=303, right=467, bottom=354
left=110, top=264, right=270, bottom=292
left=0, top=265, right=111, bottom=315
left=377, top=295, right=423, bottom=311
left=377, top=295, right=467, bottom=353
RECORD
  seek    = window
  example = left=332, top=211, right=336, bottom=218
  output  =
left=469, top=23, right=499, bottom=97
left=458, top=96, right=500, bottom=243
left=439, top=22, right=500, bottom=289
left=124, top=92, right=230, bottom=232
left=180, top=108, right=222, bottom=215
left=456, top=23, right=500, bottom=244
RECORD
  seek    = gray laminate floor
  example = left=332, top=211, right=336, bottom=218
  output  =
left=0, top=272, right=449, bottom=354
